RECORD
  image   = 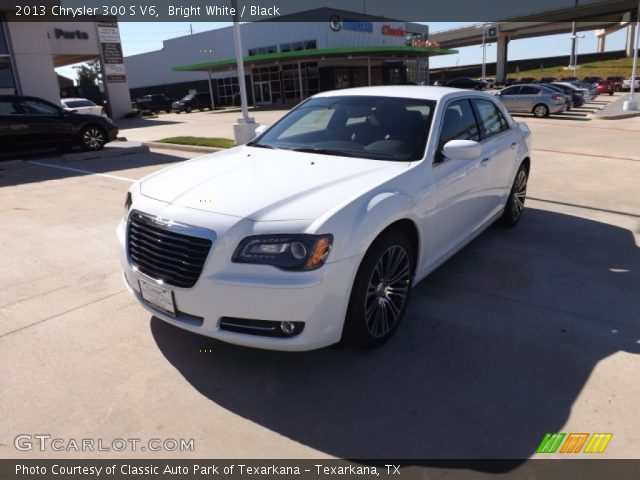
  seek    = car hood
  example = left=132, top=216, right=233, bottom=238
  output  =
left=139, top=146, right=409, bottom=222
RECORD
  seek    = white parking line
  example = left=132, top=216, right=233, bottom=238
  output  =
left=26, top=160, right=136, bottom=183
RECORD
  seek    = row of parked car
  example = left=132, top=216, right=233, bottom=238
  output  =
left=494, top=81, right=600, bottom=117
left=435, top=75, right=639, bottom=93
left=133, top=92, right=213, bottom=113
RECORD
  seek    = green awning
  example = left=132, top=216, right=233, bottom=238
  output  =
left=173, top=45, right=457, bottom=72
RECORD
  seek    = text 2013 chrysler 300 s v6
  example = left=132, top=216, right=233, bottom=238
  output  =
left=117, top=86, right=531, bottom=351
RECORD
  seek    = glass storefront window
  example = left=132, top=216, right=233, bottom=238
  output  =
left=0, top=21, right=9, bottom=55
left=0, top=57, right=16, bottom=91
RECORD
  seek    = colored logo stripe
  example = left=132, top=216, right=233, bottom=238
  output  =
left=560, top=433, right=589, bottom=453
left=584, top=433, right=613, bottom=453
left=536, top=433, right=565, bottom=453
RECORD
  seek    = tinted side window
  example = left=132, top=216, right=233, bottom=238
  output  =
left=472, top=99, right=510, bottom=139
left=501, top=86, right=520, bottom=95
left=519, top=86, right=539, bottom=95
left=0, top=99, right=19, bottom=115
left=19, top=99, right=60, bottom=115
left=437, top=99, right=480, bottom=161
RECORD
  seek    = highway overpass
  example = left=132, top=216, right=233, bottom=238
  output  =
left=429, top=0, right=639, bottom=81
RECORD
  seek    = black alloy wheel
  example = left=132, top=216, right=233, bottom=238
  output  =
left=343, top=231, right=414, bottom=348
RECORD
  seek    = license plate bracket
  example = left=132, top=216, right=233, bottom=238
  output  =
left=138, top=278, right=176, bottom=316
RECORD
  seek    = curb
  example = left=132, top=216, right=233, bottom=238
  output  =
left=143, top=142, right=227, bottom=153
left=592, top=111, right=640, bottom=120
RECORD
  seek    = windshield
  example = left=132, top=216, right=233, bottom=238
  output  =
left=64, top=100, right=96, bottom=108
left=180, top=94, right=195, bottom=101
left=249, top=95, right=435, bottom=161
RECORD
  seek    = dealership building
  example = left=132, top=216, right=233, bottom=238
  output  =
left=0, top=8, right=132, bottom=118
left=125, top=9, right=457, bottom=106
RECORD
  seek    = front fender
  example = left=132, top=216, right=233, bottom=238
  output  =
left=311, top=190, right=418, bottom=263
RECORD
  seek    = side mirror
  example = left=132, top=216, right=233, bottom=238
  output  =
left=254, top=124, right=269, bottom=136
left=442, top=140, right=481, bottom=161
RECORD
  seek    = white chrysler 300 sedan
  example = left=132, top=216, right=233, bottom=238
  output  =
left=117, top=86, right=531, bottom=351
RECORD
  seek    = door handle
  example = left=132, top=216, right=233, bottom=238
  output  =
left=510, top=142, right=518, bottom=149
left=480, top=157, right=490, bottom=165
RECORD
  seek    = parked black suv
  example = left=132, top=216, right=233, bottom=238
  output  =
left=0, top=95, right=118, bottom=153
left=134, top=94, right=173, bottom=113
left=172, top=92, right=212, bottom=113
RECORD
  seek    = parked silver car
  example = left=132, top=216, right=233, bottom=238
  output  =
left=495, top=84, right=567, bottom=117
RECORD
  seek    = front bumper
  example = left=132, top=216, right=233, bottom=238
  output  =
left=117, top=218, right=363, bottom=351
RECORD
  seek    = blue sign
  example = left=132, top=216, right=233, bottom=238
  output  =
left=343, top=19, right=373, bottom=33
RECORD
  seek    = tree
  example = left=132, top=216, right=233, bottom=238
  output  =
left=75, top=60, right=101, bottom=86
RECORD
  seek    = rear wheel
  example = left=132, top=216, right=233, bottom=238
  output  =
left=185, top=105, right=192, bottom=113
left=532, top=104, right=549, bottom=118
left=343, top=231, right=414, bottom=348
left=501, top=164, right=529, bottom=227
left=80, top=126, right=105, bottom=151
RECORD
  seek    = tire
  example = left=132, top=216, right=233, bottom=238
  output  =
left=501, top=163, right=529, bottom=227
left=343, top=231, right=414, bottom=348
left=164, top=109, right=171, bottom=114
left=80, top=126, right=106, bottom=151
left=609, top=92, right=614, bottom=96
left=532, top=104, right=549, bottom=118
left=185, top=106, right=192, bottom=113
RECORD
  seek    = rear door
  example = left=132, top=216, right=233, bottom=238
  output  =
left=497, top=86, right=521, bottom=112
left=517, top=86, right=540, bottom=113
left=470, top=98, right=521, bottom=217
left=17, top=98, right=75, bottom=147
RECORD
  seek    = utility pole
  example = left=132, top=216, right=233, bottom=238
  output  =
left=623, top=0, right=640, bottom=110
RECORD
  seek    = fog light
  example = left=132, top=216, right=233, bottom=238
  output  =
left=280, top=321, right=296, bottom=336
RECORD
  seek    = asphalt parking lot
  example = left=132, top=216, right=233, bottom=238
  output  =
left=1, top=93, right=639, bottom=462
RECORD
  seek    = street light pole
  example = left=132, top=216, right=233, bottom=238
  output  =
left=482, top=28, right=487, bottom=82
left=570, top=33, right=584, bottom=78
left=624, top=0, right=640, bottom=110
left=230, top=0, right=258, bottom=144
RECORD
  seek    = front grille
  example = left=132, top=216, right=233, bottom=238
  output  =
left=127, top=210, right=212, bottom=288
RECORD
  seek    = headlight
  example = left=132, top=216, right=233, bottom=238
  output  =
left=123, top=191, right=132, bottom=219
left=232, top=234, right=333, bottom=271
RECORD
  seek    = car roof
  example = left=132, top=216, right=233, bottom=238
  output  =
left=61, top=97, right=92, bottom=102
left=313, top=85, right=492, bottom=102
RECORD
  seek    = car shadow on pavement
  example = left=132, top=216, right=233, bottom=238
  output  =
left=151, top=208, right=640, bottom=466
left=0, top=150, right=189, bottom=188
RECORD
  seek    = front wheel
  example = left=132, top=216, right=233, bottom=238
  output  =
left=501, top=164, right=529, bottom=227
left=80, top=126, right=105, bottom=151
left=532, top=104, right=549, bottom=118
left=343, top=231, right=414, bottom=348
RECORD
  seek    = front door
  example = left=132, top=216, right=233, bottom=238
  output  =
left=421, top=98, right=488, bottom=269
left=254, top=81, right=272, bottom=104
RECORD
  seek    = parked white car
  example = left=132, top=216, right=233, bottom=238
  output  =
left=61, top=98, right=107, bottom=117
left=622, top=76, right=640, bottom=92
left=117, top=86, right=531, bottom=351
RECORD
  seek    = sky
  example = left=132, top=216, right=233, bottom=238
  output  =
left=56, top=21, right=631, bottom=81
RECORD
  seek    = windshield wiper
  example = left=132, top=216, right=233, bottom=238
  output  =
left=289, top=147, right=349, bottom=156
left=247, top=142, right=279, bottom=149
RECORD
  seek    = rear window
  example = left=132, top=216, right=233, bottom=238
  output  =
left=64, top=100, right=96, bottom=108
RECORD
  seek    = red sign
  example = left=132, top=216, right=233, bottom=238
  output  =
left=382, top=24, right=406, bottom=37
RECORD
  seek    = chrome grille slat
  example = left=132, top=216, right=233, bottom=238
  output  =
left=127, top=211, right=212, bottom=288
left=129, top=238, right=203, bottom=267
left=129, top=223, right=210, bottom=250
